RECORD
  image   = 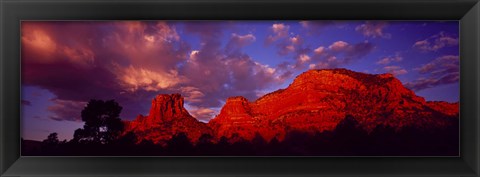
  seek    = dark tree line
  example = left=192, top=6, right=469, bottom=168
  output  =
left=22, top=100, right=459, bottom=156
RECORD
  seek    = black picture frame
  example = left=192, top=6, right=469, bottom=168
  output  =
left=1, top=0, right=479, bottom=176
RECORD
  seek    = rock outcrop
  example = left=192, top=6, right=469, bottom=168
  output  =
left=209, top=69, right=459, bottom=141
left=124, top=94, right=212, bottom=145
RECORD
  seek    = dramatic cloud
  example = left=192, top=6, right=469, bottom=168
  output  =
left=412, top=31, right=458, bottom=52
left=355, top=21, right=391, bottom=38
left=406, top=55, right=459, bottom=91
left=22, top=21, right=190, bottom=121
left=177, top=22, right=287, bottom=119
left=118, top=66, right=185, bottom=92
left=22, top=21, right=284, bottom=122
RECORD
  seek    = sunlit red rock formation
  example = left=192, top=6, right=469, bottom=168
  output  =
left=207, top=96, right=258, bottom=142
left=124, top=94, right=212, bottom=145
left=426, top=101, right=460, bottom=117
left=209, top=69, right=459, bottom=141
left=124, top=69, right=459, bottom=144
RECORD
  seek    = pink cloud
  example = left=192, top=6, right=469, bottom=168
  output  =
left=313, top=46, right=325, bottom=55
left=21, top=21, right=190, bottom=121
left=328, top=41, right=349, bottom=51
left=188, top=106, right=217, bottom=122
left=118, top=66, right=185, bottom=92
left=297, top=54, right=311, bottom=63
left=265, top=23, right=290, bottom=45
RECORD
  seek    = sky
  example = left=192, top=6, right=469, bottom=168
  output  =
left=21, top=21, right=460, bottom=141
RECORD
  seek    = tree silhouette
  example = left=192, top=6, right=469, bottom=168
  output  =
left=43, top=132, right=59, bottom=145
left=40, top=132, right=62, bottom=155
left=73, top=99, right=124, bottom=144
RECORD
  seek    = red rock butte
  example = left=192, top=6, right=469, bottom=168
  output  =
left=123, top=68, right=459, bottom=144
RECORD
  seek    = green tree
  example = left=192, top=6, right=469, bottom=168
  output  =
left=73, top=99, right=124, bottom=144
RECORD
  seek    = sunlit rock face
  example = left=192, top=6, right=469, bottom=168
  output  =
left=209, top=69, right=458, bottom=142
left=125, top=69, right=459, bottom=144
left=124, top=94, right=212, bottom=145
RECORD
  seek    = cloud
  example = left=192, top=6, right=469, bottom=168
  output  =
left=177, top=22, right=288, bottom=120
left=415, top=55, right=459, bottom=75
left=328, top=41, right=349, bottom=51
left=265, top=24, right=308, bottom=57
left=274, top=35, right=305, bottom=56
left=118, top=66, right=184, bottom=92
left=180, top=86, right=206, bottom=103
left=22, top=21, right=190, bottom=121
left=298, top=54, right=311, bottom=63
left=406, top=55, right=459, bottom=91
left=376, top=54, right=403, bottom=65
left=225, top=33, right=256, bottom=53
left=226, top=57, right=282, bottom=95
left=383, top=66, right=408, bottom=76
left=47, top=99, right=87, bottom=121
left=188, top=106, right=218, bottom=122
left=313, top=46, right=326, bottom=55
left=310, top=40, right=375, bottom=69
left=265, top=29, right=315, bottom=72
left=405, top=74, right=459, bottom=91
left=265, top=23, right=290, bottom=45
left=355, top=21, right=391, bottom=38
left=412, top=31, right=458, bottom=52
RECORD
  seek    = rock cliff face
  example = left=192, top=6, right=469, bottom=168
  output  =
left=209, top=69, right=459, bottom=141
left=124, top=94, right=212, bottom=144
left=207, top=96, right=258, bottom=141
left=124, top=69, right=459, bottom=144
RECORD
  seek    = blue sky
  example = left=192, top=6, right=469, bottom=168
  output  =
left=21, top=21, right=459, bottom=141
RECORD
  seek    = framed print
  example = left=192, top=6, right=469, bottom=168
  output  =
left=1, top=0, right=479, bottom=176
